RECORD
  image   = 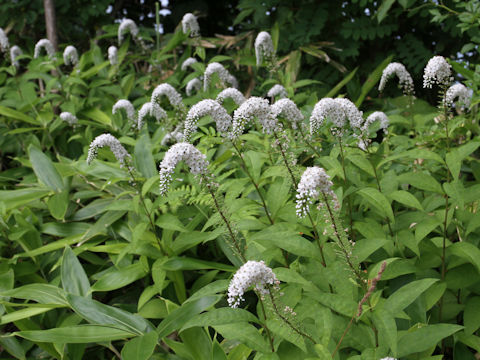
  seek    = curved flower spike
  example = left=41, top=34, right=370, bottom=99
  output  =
left=379, top=62, right=414, bottom=96
left=444, top=83, right=471, bottom=109
left=10, top=45, right=22, bottom=68
left=336, top=98, right=363, bottom=130
left=87, top=133, right=131, bottom=167
left=108, top=46, right=118, bottom=65
left=34, top=39, right=55, bottom=59
left=362, top=111, right=389, bottom=134
left=230, top=97, right=278, bottom=140
left=181, top=57, right=198, bottom=71
left=254, top=31, right=275, bottom=66
left=296, top=166, right=334, bottom=218
left=267, top=84, right=288, bottom=99
left=182, top=13, right=200, bottom=37
left=151, top=83, right=185, bottom=110
left=227, top=260, right=279, bottom=308
left=216, top=88, right=246, bottom=106
left=159, top=142, right=209, bottom=195
left=204, top=62, right=237, bottom=91
left=423, top=56, right=452, bottom=88
left=271, top=98, right=304, bottom=130
left=310, top=97, right=363, bottom=134
left=186, top=78, right=202, bottom=96
left=0, top=28, right=9, bottom=52
left=113, top=99, right=136, bottom=124
left=63, top=45, right=79, bottom=66
left=183, top=99, right=232, bottom=142
left=137, top=102, right=167, bottom=130
left=118, top=19, right=139, bottom=44
left=60, top=112, right=78, bottom=126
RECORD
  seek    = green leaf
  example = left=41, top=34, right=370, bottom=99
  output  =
left=82, top=108, right=112, bottom=127
left=397, top=172, right=443, bottom=194
left=160, top=257, right=235, bottom=272
left=1, top=284, right=67, bottom=305
left=15, top=325, right=135, bottom=343
left=388, top=190, right=423, bottom=210
left=66, top=294, right=154, bottom=335
left=464, top=297, right=480, bottom=336
left=214, top=322, right=272, bottom=353
left=91, top=262, right=148, bottom=292
left=156, top=214, right=188, bottom=232
left=61, top=247, right=90, bottom=297
left=384, top=278, right=438, bottom=316
left=325, top=67, right=357, bottom=98
left=0, top=306, right=61, bottom=325
left=0, top=188, right=50, bottom=212
left=0, top=336, right=26, bottom=360
left=47, top=190, right=69, bottom=220
left=373, top=310, right=397, bottom=356
left=134, top=134, right=156, bottom=179
left=357, top=187, right=394, bottom=222
left=157, top=295, right=221, bottom=339
left=181, top=307, right=260, bottom=331
left=446, top=141, right=480, bottom=179
left=347, top=154, right=375, bottom=176
left=121, top=331, right=158, bottom=360
left=28, top=145, right=65, bottom=192
left=0, top=105, right=40, bottom=125
left=397, top=324, right=463, bottom=357
left=448, top=242, right=480, bottom=273
left=377, top=0, right=396, bottom=23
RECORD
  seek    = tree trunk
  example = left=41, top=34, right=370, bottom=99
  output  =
left=43, top=0, right=58, bottom=50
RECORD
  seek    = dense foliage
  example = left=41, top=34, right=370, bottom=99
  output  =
left=0, top=3, right=480, bottom=360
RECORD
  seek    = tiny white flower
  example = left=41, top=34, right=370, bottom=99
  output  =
left=159, top=142, right=209, bottom=195
left=267, top=84, right=288, bottom=99
left=216, top=88, right=246, bottom=106
left=118, top=18, right=139, bottom=44
left=60, top=112, right=78, bottom=125
left=379, top=62, right=414, bottom=95
left=10, top=45, right=22, bottom=68
left=423, top=55, right=452, bottom=88
left=227, top=260, right=279, bottom=308
left=34, top=39, right=55, bottom=59
left=63, top=45, right=79, bottom=66
left=182, top=13, right=200, bottom=37
left=183, top=99, right=232, bottom=142
left=204, top=62, right=237, bottom=91
left=254, top=31, right=275, bottom=66
left=0, top=28, right=9, bottom=52
left=113, top=99, right=136, bottom=124
left=230, top=97, right=278, bottom=140
left=181, top=57, right=198, bottom=71
left=151, top=83, right=185, bottom=110
left=444, top=83, right=471, bottom=109
left=87, top=133, right=131, bottom=167
left=108, top=46, right=118, bottom=65
left=137, top=102, right=167, bottom=130
left=271, top=98, right=303, bottom=130
left=186, top=78, right=202, bottom=96
left=296, top=167, right=334, bottom=218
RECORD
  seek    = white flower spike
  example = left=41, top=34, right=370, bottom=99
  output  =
left=118, top=19, right=139, bottom=44
left=137, top=102, right=167, bottom=130
left=230, top=97, right=278, bottom=140
left=151, top=83, right=185, bottom=110
left=444, top=83, right=471, bottom=109
left=204, top=62, right=237, bottom=91
left=87, top=133, right=131, bottom=167
left=423, top=56, right=452, bottom=88
left=108, top=46, right=118, bottom=65
left=271, top=98, right=304, bottom=130
left=183, top=99, right=232, bottom=142
left=255, top=31, right=275, bottom=66
left=182, top=13, right=200, bottom=37
left=310, top=98, right=363, bottom=134
left=379, top=62, right=414, bottom=95
left=63, top=45, right=79, bottom=66
left=216, top=88, right=246, bottom=106
left=113, top=99, right=136, bottom=124
left=186, top=78, right=202, bottom=96
left=227, top=260, right=279, bottom=308
left=34, top=39, right=55, bottom=59
left=60, top=112, right=78, bottom=126
left=10, top=45, right=22, bottom=68
left=296, top=166, right=335, bottom=218
left=267, top=84, right=288, bottom=99
left=181, top=57, right=198, bottom=71
left=0, top=28, right=9, bottom=52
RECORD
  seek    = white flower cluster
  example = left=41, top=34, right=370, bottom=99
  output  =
left=10, top=45, right=22, bottom=68
left=137, top=102, right=167, bottom=130
left=60, top=112, right=78, bottom=125
left=254, top=31, right=275, bottom=66
left=87, top=133, right=131, bottom=167
left=423, top=56, right=452, bottom=88
left=161, top=127, right=184, bottom=146
left=0, top=28, right=9, bottom=52
left=182, top=13, right=200, bottom=37
left=444, top=83, right=471, bottom=109
left=34, top=39, right=55, bottom=59
left=310, top=98, right=363, bottom=134
left=296, top=166, right=334, bottom=218
left=379, top=62, right=414, bottom=95
left=204, top=62, right=237, bottom=91
left=183, top=99, right=232, bottom=142
left=159, top=142, right=209, bottom=195
left=186, top=78, right=202, bottom=96
left=113, top=99, right=136, bottom=124
left=271, top=98, right=304, bottom=130
left=216, top=88, right=246, bottom=106
left=267, top=84, right=288, bottom=99
left=118, top=19, right=139, bottom=44
left=151, top=83, right=185, bottom=110
left=108, top=46, right=118, bottom=65
left=227, top=260, right=279, bottom=308
left=362, top=111, right=389, bottom=134
left=63, top=45, right=78, bottom=66
left=231, top=97, right=278, bottom=140
left=181, top=57, right=198, bottom=71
